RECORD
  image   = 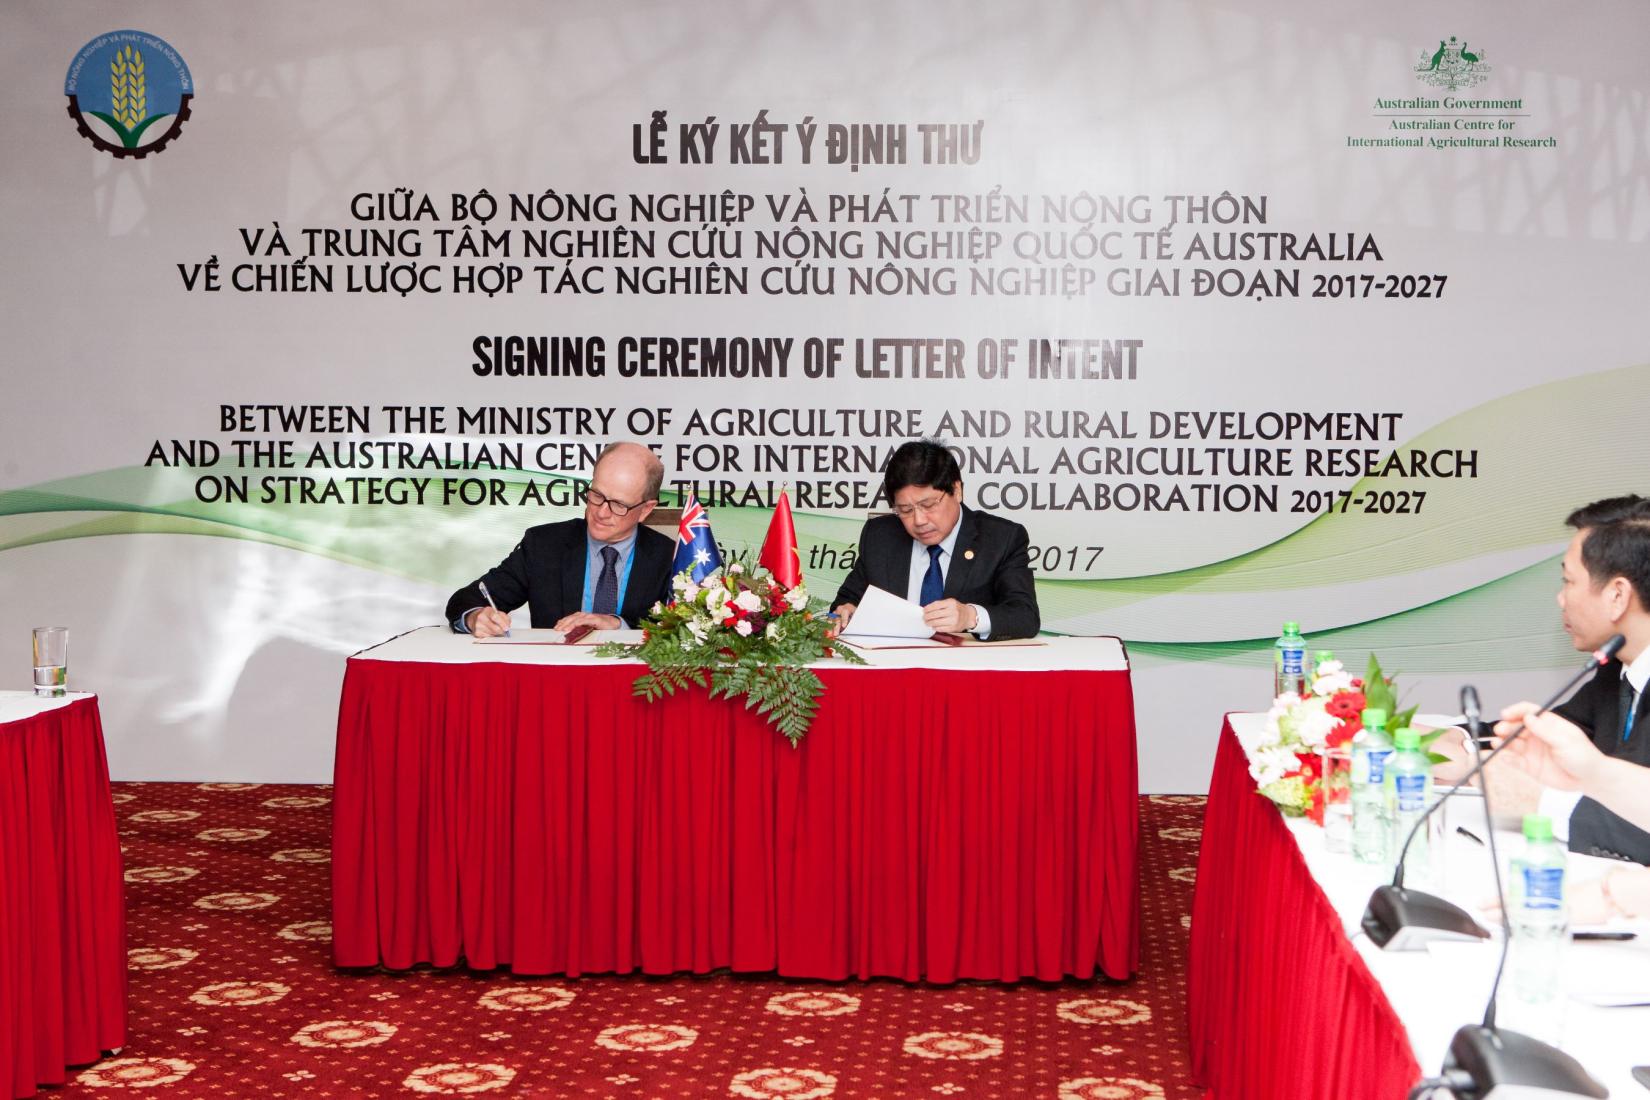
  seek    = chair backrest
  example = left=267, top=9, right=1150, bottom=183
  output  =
left=644, top=507, right=683, bottom=540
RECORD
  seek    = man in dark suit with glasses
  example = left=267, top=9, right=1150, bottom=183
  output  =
left=447, top=442, right=675, bottom=636
left=831, top=438, right=1040, bottom=641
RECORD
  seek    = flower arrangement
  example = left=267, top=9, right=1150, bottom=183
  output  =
left=595, top=562, right=863, bottom=746
left=1238, top=653, right=1419, bottom=822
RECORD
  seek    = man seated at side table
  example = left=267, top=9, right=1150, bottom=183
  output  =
left=447, top=441, right=675, bottom=636
left=1437, top=496, right=1650, bottom=863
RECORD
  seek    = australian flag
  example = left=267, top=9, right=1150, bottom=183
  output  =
left=672, top=493, right=723, bottom=583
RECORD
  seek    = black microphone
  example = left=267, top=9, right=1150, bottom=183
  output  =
left=1460, top=685, right=1508, bottom=1031
left=1361, top=633, right=1625, bottom=951
left=1433, top=670, right=1615, bottom=1100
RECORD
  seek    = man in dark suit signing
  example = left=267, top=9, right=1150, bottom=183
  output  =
left=831, top=439, right=1040, bottom=640
left=447, top=441, right=674, bottom=636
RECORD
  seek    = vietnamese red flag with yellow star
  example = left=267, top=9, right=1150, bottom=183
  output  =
left=759, top=490, right=801, bottom=589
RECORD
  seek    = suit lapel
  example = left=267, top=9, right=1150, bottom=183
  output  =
left=561, top=521, right=587, bottom=613
left=942, top=507, right=979, bottom=600
left=1625, top=675, right=1650, bottom=764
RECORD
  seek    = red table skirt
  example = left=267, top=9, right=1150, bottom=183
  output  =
left=332, top=659, right=1139, bottom=983
left=0, top=697, right=127, bottom=1099
left=1186, top=718, right=1419, bottom=1099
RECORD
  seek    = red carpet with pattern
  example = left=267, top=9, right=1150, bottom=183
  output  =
left=61, top=785, right=1206, bottom=1099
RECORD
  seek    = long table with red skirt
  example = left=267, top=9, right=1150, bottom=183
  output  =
left=331, top=628, right=1139, bottom=983
left=0, top=693, right=127, bottom=1099
left=1186, top=715, right=1420, bottom=1099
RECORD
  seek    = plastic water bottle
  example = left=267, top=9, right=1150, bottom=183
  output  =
left=1351, top=708, right=1392, bottom=864
left=1509, top=815, right=1568, bottom=1008
left=1385, top=727, right=1432, bottom=884
left=1274, top=621, right=1307, bottom=697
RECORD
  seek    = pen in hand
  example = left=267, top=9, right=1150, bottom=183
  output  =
left=477, top=581, right=509, bottom=637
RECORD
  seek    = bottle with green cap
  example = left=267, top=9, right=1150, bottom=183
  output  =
left=1509, top=813, right=1567, bottom=1012
left=1351, top=707, right=1393, bottom=863
left=1273, top=621, right=1307, bottom=698
left=1384, top=726, right=1433, bottom=884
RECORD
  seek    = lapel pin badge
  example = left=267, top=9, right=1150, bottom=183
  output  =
left=964, top=549, right=975, bottom=560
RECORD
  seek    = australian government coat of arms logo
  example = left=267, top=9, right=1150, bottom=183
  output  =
left=1414, top=36, right=1490, bottom=92
left=65, top=31, right=193, bottom=158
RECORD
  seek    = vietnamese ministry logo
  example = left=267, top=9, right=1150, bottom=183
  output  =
left=64, top=31, right=193, bottom=158
left=1414, top=36, right=1490, bottom=91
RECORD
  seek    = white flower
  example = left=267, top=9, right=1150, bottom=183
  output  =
left=765, top=623, right=779, bottom=641
left=705, top=586, right=729, bottom=609
left=784, top=587, right=809, bottom=610
left=650, top=601, right=663, bottom=615
left=727, top=562, right=744, bottom=574
left=1311, top=659, right=1355, bottom=697
left=687, top=619, right=709, bottom=642
left=1248, top=745, right=1298, bottom=788
left=714, top=605, right=734, bottom=624
left=682, top=582, right=701, bottom=602
left=1294, top=698, right=1339, bottom=749
left=734, top=590, right=763, bottom=613
left=735, top=620, right=754, bottom=637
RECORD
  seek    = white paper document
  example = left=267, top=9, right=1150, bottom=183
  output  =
left=840, top=585, right=936, bottom=643
left=474, top=628, right=569, bottom=644
left=474, top=627, right=645, bottom=646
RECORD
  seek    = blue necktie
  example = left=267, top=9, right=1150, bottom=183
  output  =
left=1624, top=678, right=1639, bottom=743
left=920, top=545, right=944, bottom=605
left=592, top=545, right=620, bottom=616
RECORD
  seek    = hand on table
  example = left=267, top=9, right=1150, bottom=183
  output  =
left=1429, top=725, right=1477, bottom=785
left=1484, top=874, right=1625, bottom=925
left=922, top=598, right=977, bottom=635
left=1477, top=753, right=1544, bottom=830
left=466, top=607, right=513, bottom=638
left=552, top=612, right=623, bottom=634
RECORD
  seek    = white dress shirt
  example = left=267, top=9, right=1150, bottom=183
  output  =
left=1541, top=644, right=1650, bottom=841
left=904, top=520, right=993, bottom=639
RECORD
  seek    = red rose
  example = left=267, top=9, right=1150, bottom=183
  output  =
left=1306, top=786, right=1326, bottom=826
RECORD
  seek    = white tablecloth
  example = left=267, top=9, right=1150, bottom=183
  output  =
left=355, top=626, right=1129, bottom=673
left=0, top=690, right=93, bottom=725
left=1230, top=711, right=1650, bottom=1096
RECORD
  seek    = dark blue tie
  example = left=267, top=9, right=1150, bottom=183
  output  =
left=920, top=545, right=944, bottom=605
left=593, top=545, right=620, bottom=616
left=1624, top=678, right=1639, bottom=743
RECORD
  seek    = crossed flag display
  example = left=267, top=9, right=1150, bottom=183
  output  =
left=671, top=490, right=800, bottom=589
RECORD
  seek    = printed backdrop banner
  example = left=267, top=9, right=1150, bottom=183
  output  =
left=3, top=1, right=1648, bottom=789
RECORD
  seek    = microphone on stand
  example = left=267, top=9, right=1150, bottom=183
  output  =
left=1361, top=634, right=1625, bottom=951
left=1432, top=683, right=1609, bottom=1100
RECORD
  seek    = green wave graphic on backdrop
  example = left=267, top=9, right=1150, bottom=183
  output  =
left=4, top=363, right=1646, bottom=668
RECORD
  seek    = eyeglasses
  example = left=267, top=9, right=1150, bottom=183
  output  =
left=891, top=495, right=950, bottom=519
left=584, top=488, right=650, bottom=516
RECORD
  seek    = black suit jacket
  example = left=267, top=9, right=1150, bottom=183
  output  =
left=831, top=506, right=1040, bottom=640
left=1552, top=658, right=1650, bottom=863
left=446, top=518, right=674, bottom=630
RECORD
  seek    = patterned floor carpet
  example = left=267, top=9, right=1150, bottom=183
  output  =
left=60, top=785, right=1206, bottom=1099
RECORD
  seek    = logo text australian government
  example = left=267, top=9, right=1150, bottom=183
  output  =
left=64, top=31, right=193, bottom=158
left=1350, top=35, right=1554, bottom=150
